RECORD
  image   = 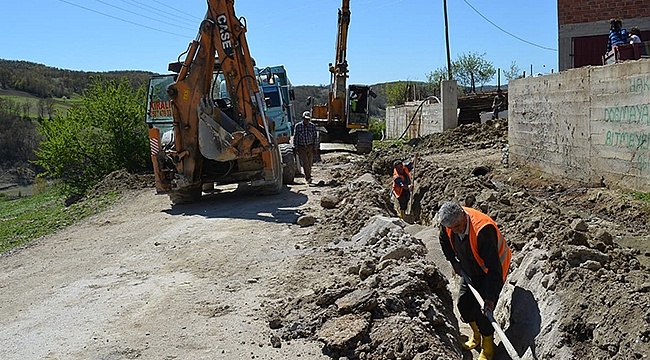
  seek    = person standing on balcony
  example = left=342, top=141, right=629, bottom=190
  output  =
left=607, top=19, right=628, bottom=52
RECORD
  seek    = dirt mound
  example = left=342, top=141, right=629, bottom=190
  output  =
left=89, top=169, right=155, bottom=196
left=274, top=117, right=649, bottom=359
left=266, top=216, right=461, bottom=359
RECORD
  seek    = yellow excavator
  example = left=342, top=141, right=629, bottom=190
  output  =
left=146, top=0, right=283, bottom=204
left=309, top=0, right=376, bottom=154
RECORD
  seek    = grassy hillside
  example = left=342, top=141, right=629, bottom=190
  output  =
left=0, top=89, right=79, bottom=119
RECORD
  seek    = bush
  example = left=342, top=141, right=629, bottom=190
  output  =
left=34, top=77, right=149, bottom=196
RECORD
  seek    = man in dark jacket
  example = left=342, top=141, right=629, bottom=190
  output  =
left=438, top=201, right=512, bottom=360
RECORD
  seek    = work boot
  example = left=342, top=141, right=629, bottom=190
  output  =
left=478, top=334, right=494, bottom=360
left=461, top=321, right=481, bottom=351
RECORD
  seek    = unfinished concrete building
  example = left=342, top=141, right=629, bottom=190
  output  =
left=558, top=0, right=650, bottom=70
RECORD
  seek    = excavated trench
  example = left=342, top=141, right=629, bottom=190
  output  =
left=265, top=120, right=649, bottom=359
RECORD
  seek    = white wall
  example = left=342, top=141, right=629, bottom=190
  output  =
left=385, top=80, right=457, bottom=139
left=509, top=59, right=650, bottom=191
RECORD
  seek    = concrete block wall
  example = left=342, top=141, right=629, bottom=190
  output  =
left=385, top=80, right=457, bottom=139
left=509, top=59, right=650, bottom=191
left=385, top=102, right=442, bottom=139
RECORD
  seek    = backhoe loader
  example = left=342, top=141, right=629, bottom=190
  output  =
left=145, top=0, right=283, bottom=204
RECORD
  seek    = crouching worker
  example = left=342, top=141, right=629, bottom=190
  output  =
left=437, top=201, right=512, bottom=360
left=392, top=153, right=418, bottom=219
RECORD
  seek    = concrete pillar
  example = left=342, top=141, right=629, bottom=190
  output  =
left=441, top=80, right=458, bottom=130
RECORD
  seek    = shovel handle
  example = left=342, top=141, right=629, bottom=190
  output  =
left=459, top=270, right=522, bottom=360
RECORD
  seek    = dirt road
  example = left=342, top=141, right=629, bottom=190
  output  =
left=2, top=120, right=649, bottom=360
left=0, top=183, right=331, bottom=359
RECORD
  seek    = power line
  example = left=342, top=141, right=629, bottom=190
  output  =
left=461, top=0, right=557, bottom=52
left=148, top=0, right=203, bottom=23
left=117, top=0, right=200, bottom=26
left=57, top=0, right=191, bottom=38
left=92, top=0, right=196, bottom=32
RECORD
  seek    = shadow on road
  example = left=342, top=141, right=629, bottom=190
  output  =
left=162, top=185, right=308, bottom=225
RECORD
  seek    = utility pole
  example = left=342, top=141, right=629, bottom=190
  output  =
left=443, top=0, right=452, bottom=80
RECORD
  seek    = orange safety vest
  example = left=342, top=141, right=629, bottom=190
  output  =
left=445, top=206, right=511, bottom=283
left=392, top=167, right=412, bottom=198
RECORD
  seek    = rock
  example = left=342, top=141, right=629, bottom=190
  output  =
left=270, top=334, right=282, bottom=348
left=335, top=289, right=377, bottom=314
left=571, top=219, right=588, bottom=232
left=580, top=260, right=602, bottom=271
left=347, top=264, right=361, bottom=275
left=379, top=246, right=414, bottom=262
left=352, top=173, right=380, bottom=186
left=594, top=229, right=614, bottom=245
left=296, top=215, right=316, bottom=227
left=564, top=245, right=610, bottom=267
left=568, top=230, right=590, bottom=246
left=318, top=313, right=371, bottom=351
left=316, top=287, right=353, bottom=307
left=377, top=259, right=398, bottom=271
left=321, top=193, right=340, bottom=209
left=477, top=190, right=498, bottom=203
left=269, top=318, right=282, bottom=329
left=358, top=260, right=376, bottom=280
left=351, top=216, right=403, bottom=245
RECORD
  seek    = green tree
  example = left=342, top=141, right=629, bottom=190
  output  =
left=452, top=52, right=496, bottom=93
left=503, top=61, right=523, bottom=81
left=34, top=77, right=149, bottom=195
left=0, top=98, right=39, bottom=166
left=385, top=81, right=409, bottom=106
left=425, top=67, right=450, bottom=97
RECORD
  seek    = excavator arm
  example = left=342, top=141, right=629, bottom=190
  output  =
left=330, top=0, right=350, bottom=118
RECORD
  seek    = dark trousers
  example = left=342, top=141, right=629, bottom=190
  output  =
left=457, top=276, right=495, bottom=336
left=397, top=189, right=410, bottom=210
left=296, top=145, right=314, bottom=181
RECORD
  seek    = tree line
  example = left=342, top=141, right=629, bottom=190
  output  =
left=0, top=59, right=152, bottom=98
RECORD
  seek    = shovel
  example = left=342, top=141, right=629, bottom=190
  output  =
left=406, top=152, right=419, bottom=216
left=459, top=270, right=535, bottom=360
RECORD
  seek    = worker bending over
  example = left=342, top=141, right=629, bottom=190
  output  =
left=437, top=201, right=512, bottom=360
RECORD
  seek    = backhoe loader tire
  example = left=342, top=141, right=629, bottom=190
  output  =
left=279, top=143, right=296, bottom=184
left=169, top=187, right=202, bottom=205
left=355, top=131, right=373, bottom=154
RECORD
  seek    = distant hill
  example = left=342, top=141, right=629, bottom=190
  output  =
left=0, top=59, right=153, bottom=98
left=0, top=59, right=393, bottom=119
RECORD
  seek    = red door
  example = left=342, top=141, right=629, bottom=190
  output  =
left=573, top=35, right=608, bottom=68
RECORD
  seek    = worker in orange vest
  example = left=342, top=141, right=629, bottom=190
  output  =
left=437, top=201, right=512, bottom=360
left=392, top=153, right=418, bottom=219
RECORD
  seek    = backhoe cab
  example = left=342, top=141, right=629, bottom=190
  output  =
left=145, top=1, right=283, bottom=204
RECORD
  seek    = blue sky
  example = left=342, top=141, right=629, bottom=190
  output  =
left=1, top=0, right=558, bottom=86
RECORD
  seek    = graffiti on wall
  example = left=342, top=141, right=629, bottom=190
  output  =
left=602, top=76, right=650, bottom=174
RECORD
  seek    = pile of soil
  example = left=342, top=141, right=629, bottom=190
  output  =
left=89, top=169, right=155, bottom=195
left=264, top=119, right=649, bottom=359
